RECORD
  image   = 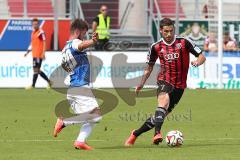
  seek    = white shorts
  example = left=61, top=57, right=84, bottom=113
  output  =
left=67, top=86, right=99, bottom=114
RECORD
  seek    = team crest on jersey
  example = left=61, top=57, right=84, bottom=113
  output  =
left=176, top=43, right=182, bottom=49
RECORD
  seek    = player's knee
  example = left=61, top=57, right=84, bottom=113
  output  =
left=158, top=94, right=170, bottom=108
left=157, top=104, right=169, bottom=110
left=158, top=99, right=170, bottom=108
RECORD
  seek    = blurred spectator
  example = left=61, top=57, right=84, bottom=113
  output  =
left=187, top=22, right=206, bottom=50
left=204, top=32, right=218, bottom=53
left=92, top=5, right=111, bottom=51
left=223, top=32, right=238, bottom=51
left=202, top=0, right=217, bottom=19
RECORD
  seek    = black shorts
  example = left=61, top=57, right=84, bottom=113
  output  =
left=157, top=80, right=184, bottom=113
left=33, top=58, right=42, bottom=68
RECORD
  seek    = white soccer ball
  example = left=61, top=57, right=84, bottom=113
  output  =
left=165, top=130, right=184, bottom=147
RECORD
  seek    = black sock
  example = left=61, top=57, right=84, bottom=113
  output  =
left=133, top=116, right=155, bottom=137
left=32, top=73, right=38, bottom=87
left=155, top=107, right=167, bottom=135
left=39, top=71, right=49, bottom=82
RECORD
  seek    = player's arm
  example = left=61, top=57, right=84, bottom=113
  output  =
left=42, top=40, right=46, bottom=59
left=77, top=32, right=98, bottom=51
left=40, top=30, right=46, bottom=59
left=24, top=45, right=32, bottom=57
left=135, top=64, right=154, bottom=95
left=191, top=54, right=206, bottom=67
left=136, top=44, right=158, bottom=95
left=185, top=38, right=206, bottom=67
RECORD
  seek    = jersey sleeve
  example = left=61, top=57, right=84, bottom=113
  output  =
left=185, top=37, right=202, bottom=57
left=72, top=39, right=83, bottom=51
left=146, top=44, right=158, bottom=65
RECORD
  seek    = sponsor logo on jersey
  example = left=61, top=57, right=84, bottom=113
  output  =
left=164, top=52, right=179, bottom=61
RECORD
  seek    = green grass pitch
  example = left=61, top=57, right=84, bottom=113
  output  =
left=0, top=89, right=240, bottom=160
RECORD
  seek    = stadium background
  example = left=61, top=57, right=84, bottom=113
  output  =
left=0, top=1, right=240, bottom=160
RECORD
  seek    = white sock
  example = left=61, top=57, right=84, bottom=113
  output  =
left=76, top=122, right=96, bottom=142
left=63, top=119, right=82, bottom=126
left=63, top=113, right=102, bottom=126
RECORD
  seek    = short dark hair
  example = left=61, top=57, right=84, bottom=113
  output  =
left=70, top=19, right=89, bottom=33
left=32, top=18, right=39, bottom=22
left=160, top=18, right=175, bottom=29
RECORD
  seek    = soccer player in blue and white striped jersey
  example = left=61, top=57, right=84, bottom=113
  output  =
left=53, top=19, right=102, bottom=150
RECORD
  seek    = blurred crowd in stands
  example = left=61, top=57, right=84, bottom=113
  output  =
left=182, top=22, right=239, bottom=56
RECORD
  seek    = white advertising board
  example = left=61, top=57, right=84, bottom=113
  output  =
left=0, top=51, right=61, bottom=88
left=0, top=51, right=239, bottom=89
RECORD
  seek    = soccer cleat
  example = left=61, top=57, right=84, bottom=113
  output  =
left=53, top=118, right=64, bottom=137
left=153, top=132, right=163, bottom=145
left=124, top=130, right=137, bottom=146
left=25, top=86, right=33, bottom=90
left=74, top=141, right=93, bottom=150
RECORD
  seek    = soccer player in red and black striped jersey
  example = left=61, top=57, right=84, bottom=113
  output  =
left=125, top=18, right=206, bottom=146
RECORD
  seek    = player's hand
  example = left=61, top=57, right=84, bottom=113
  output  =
left=92, top=32, right=98, bottom=43
left=135, top=85, right=143, bottom=96
left=24, top=50, right=31, bottom=57
left=191, top=60, right=199, bottom=67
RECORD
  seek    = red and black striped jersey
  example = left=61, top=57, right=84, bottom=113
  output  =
left=147, top=36, right=202, bottom=89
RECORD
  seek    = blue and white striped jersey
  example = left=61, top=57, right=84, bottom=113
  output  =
left=61, top=39, right=90, bottom=87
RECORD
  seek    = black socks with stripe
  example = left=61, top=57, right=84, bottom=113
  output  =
left=133, top=107, right=167, bottom=137
left=154, top=107, right=167, bottom=135
left=133, top=116, right=155, bottom=137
